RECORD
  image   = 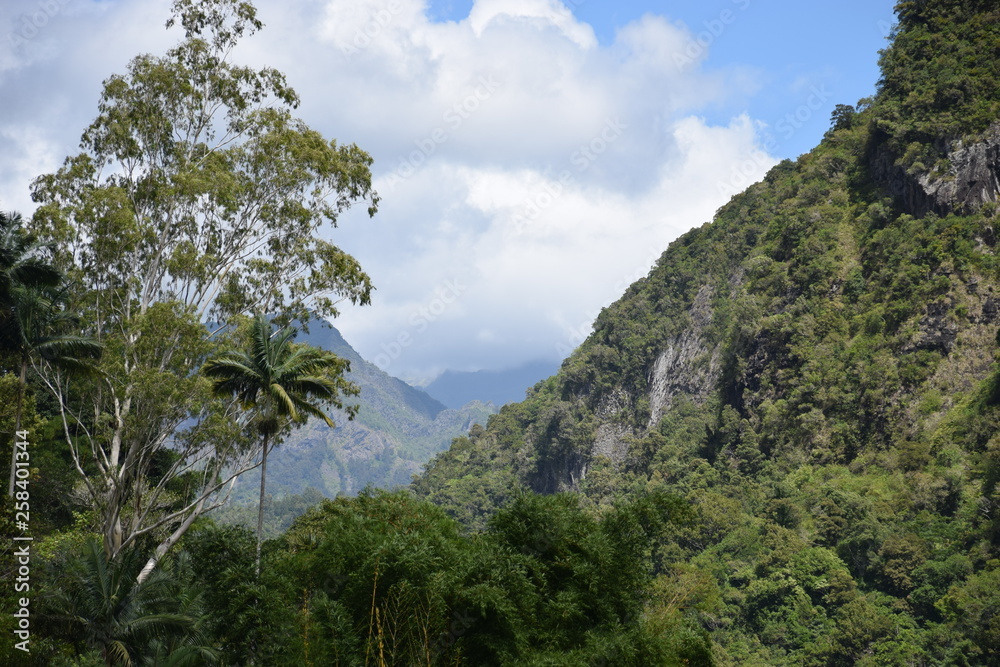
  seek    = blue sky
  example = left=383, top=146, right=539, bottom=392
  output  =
left=0, top=0, right=898, bottom=385
left=424, top=0, right=895, bottom=159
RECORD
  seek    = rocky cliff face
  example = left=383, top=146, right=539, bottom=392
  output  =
left=645, top=285, right=721, bottom=428
left=534, top=284, right=724, bottom=491
left=872, top=122, right=1000, bottom=217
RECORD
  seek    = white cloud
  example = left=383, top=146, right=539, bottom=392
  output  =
left=467, top=0, right=597, bottom=48
left=0, top=0, right=778, bottom=382
left=341, top=112, right=773, bottom=382
left=0, top=0, right=173, bottom=211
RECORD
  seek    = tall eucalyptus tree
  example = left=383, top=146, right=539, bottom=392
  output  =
left=29, top=0, right=377, bottom=578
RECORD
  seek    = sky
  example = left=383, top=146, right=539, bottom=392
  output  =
left=0, top=0, right=898, bottom=386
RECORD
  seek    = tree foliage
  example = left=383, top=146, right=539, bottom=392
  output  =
left=23, top=0, right=378, bottom=581
left=203, top=313, right=355, bottom=572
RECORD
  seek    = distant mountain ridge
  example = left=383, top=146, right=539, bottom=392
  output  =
left=310, top=323, right=448, bottom=421
left=228, top=318, right=495, bottom=502
left=424, top=360, right=561, bottom=409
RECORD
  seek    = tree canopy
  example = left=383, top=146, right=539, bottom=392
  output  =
left=25, top=0, right=379, bottom=579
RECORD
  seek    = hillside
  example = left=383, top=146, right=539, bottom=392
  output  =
left=226, top=318, right=495, bottom=505
left=413, top=1, right=1000, bottom=662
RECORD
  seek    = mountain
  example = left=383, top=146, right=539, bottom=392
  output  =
left=226, top=318, right=496, bottom=504
left=413, top=1, right=1000, bottom=662
left=423, top=360, right=561, bottom=409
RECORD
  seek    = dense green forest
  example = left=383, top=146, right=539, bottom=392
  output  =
left=4, top=0, right=1000, bottom=664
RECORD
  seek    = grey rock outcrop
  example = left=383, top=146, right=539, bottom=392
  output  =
left=873, top=122, right=1000, bottom=217
left=646, top=285, right=721, bottom=428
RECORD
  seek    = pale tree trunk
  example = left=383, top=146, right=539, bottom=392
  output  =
left=7, top=358, right=28, bottom=497
left=132, top=466, right=255, bottom=585
left=136, top=496, right=206, bottom=585
left=103, top=503, right=124, bottom=560
left=256, top=433, right=270, bottom=576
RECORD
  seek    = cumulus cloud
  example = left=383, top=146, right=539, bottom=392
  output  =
left=0, top=0, right=777, bottom=383
left=345, top=113, right=773, bottom=382
left=0, top=0, right=174, bottom=211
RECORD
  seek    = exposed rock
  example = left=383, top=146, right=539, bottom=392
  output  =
left=975, top=225, right=997, bottom=253
left=531, top=445, right=588, bottom=494
left=918, top=124, right=1000, bottom=213
left=904, top=299, right=960, bottom=353
left=981, top=295, right=1000, bottom=323
left=646, top=285, right=721, bottom=428
left=595, top=388, right=631, bottom=420
left=591, top=423, right=633, bottom=467
left=872, top=122, right=1000, bottom=217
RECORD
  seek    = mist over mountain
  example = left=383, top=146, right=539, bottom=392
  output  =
left=423, top=360, right=561, bottom=410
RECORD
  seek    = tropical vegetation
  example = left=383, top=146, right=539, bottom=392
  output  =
left=4, top=0, right=1000, bottom=664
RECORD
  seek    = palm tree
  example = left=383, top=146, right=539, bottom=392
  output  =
left=0, top=210, right=60, bottom=346
left=1, top=210, right=103, bottom=496
left=44, top=538, right=216, bottom=666
left=203, top=314, right=355, bottom=571
left=6, top=282, right=103, bottom=496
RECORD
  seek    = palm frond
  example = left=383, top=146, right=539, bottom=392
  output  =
left=0, top=211, right=60, bottom=293
left=41, top=538, right=210, bottom=665
left=35, top=334, right=104, bottom=360
left=289, top=394, right=336, bottom=427
left=203, top=355, right=261, bottom=382
left=267, top=381, right=300, bottom=421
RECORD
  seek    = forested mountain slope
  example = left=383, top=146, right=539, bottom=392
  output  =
left=413, top=0, right=1000, bottom=662
left=227, top=318, right=495, bottom=501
